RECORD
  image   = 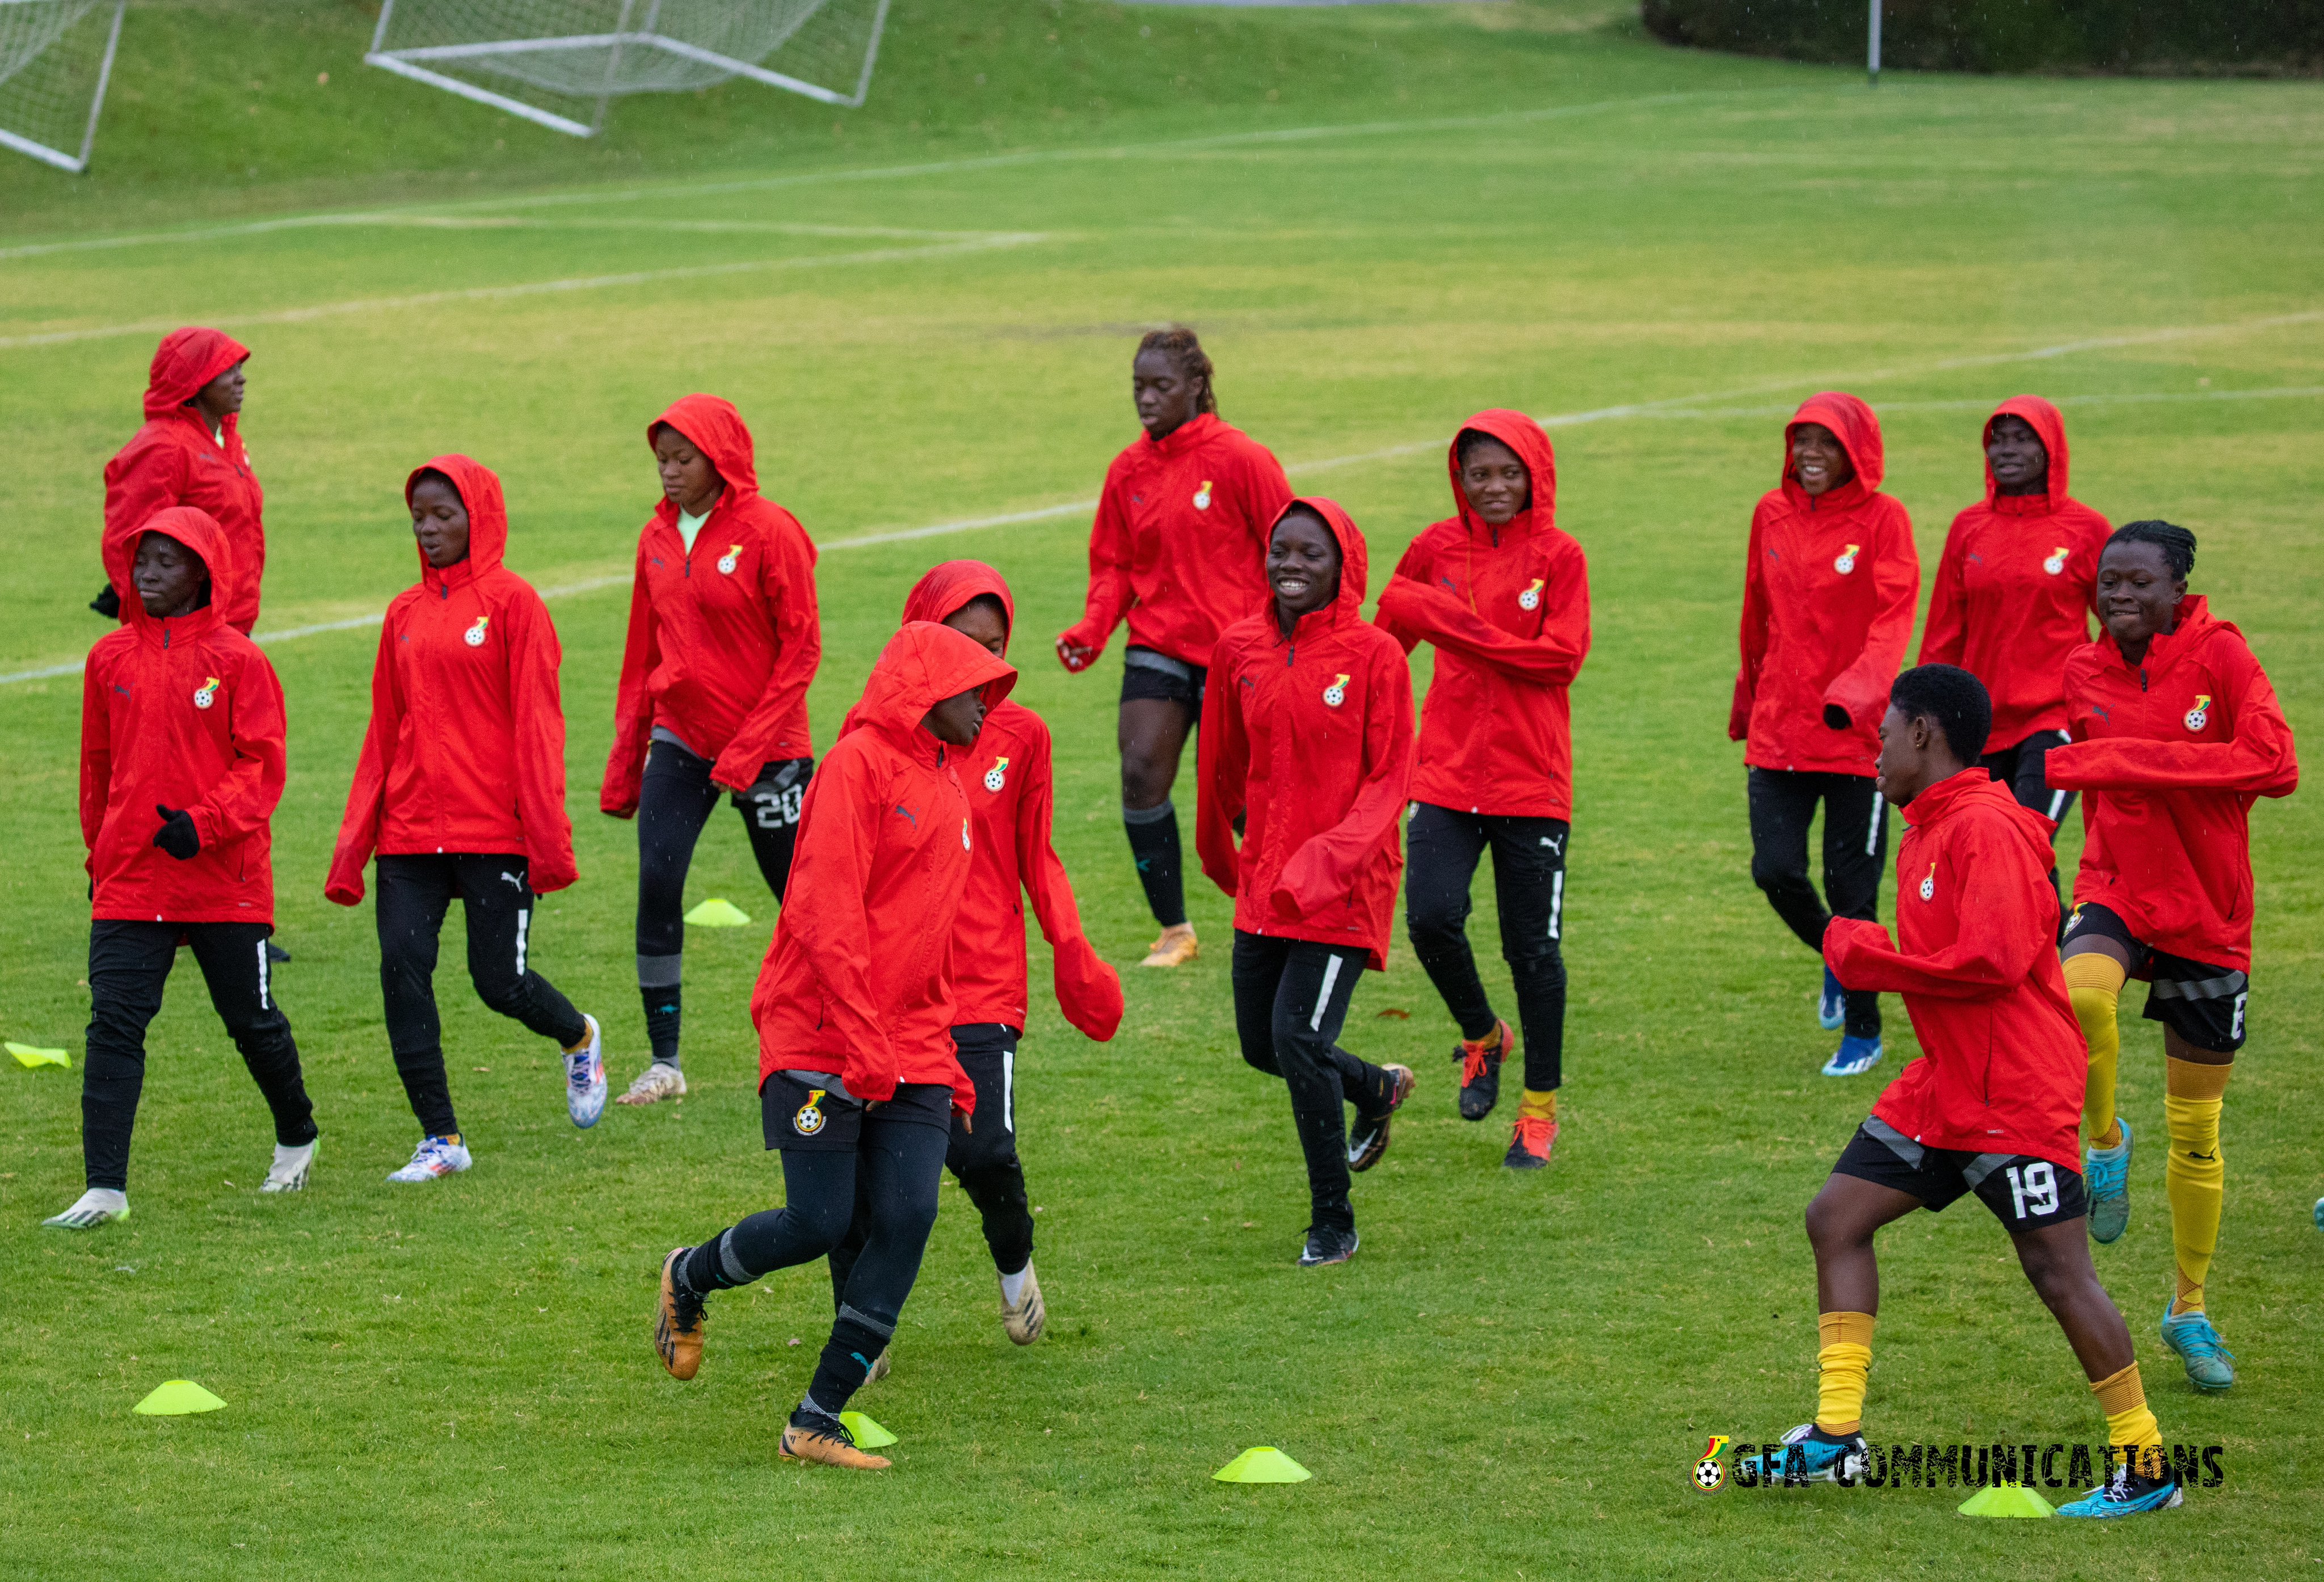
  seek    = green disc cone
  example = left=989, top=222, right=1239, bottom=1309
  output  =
left=133, top=1380, right=226, bottom=1416
left=684, top=898, right=752, bottom=928
left=839, top=1411, right=896, bottom=1448
left=1958, top=1483, right=2053, bottom=1518
left=1213, top=1446, right=1312, bottom=1483
left=8, top=1042, right=70, bottom=1069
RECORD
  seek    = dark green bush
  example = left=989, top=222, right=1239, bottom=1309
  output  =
left=1640, top=0, right=2324, bottom=75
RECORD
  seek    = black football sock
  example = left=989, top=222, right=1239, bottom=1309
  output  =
left=1123, top=801, right=1186, bottom=929
left=639, top=981, right=681, bottom=1068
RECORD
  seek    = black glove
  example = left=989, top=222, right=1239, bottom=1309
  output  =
left=153, top=805, right=200, bottom=861
left=90, top=584, right=121, bottom=620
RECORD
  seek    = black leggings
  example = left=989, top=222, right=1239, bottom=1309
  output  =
left=1232, top=931, right=1399, bottom=1235
left=635, top=739, right=808, bottom=966
left=82, top=920, right=316, bottom=1190
left=1745, top=767, right=1887, bottom=1039
left=688, top=1089, right=950, bottom=1417
left=1404, top=802, right=1569, bottom=1092
left=376, top=853, right=588, bottom=1137
left=831, top=1024, right=1033, bottom=1290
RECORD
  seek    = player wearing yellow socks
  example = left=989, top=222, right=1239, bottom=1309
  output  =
left=2047, top=523, right=2298, bottom=1392
left=1744, top=666, right=2180, bottom=1516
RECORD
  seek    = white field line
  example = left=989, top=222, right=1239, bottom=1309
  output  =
left=0, top=216, right=1018, bottom=262
left=0, top=232, right=1047, bottom=351
left=0, top=89, right=1740, bottom=262
left=7, top=377, right=2316, bottom=691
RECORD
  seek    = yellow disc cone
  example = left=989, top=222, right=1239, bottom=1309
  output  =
left=1213, top=1446, right=1311, bottom=1483
left=1958, top=1483, right=2053, bottom=1518
left=8, top=1042, right=70, bottom=1069
left=132, top=1380, right=226, bottom=1416
left=839, top=1411, right=896, bottom=1448
left=684, top=898, right=753, bottom=928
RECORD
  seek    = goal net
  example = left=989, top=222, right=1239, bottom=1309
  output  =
left=366, top=0, right=892, bottom=138
left=0, top=0, right=126, bottom=172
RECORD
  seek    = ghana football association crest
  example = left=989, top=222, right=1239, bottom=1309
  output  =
left=1918, top=861, right=1936, bottom=901
left=983, top=756, right=1010, bottom=793
left=793, top=1088, right=827, bottom=1135
left=717, top=543, right=743, bottom=575
left=2043, top=545, right=2069, bottom=575
left=464, top=615, right=490, bottom=647
left=192, top=675, right=222, bottom=709
left=1691, top=1436, right=1731, bottom=1493
left=1322, top=673, right=1350, bottom=708
left=1833, top=544, right=1861, bottom=575
left=1193, top=479, right=1213, bottom=511
left=1518, top=578, right=1544, bottom=611
left=2184, top=693, right=2212, bottom=731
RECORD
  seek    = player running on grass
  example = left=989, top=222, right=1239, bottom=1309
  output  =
left=325, top=457, right=606, bottom=1181
left=1730, top=393, right=1918, bottom=1078
left=600, top=395, right=821, bottom=1107
left=828, top=562, right=1124, bottom=1363
left=652, top=622, right=1016, bottom=1470
left=2045, top=521, right=2297, bottom=1391
left=1197, top=499, right=1416, bottom=1268
left=48, top=507, right=320, bottom=1228
left=1374, top=411, right=1589, bottom=1167
left=1917, top=397, right=2112, bottom=909
left=1055, top=327, right=1292, bottom=969
left=1744, top=664, right=2183, bottom=1518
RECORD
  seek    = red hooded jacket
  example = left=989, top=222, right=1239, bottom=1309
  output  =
left=81, top=507, right=285, bottom=925
left=886, top=562, right=1123, bottom=1041
left=2048, top=597, right=2298, bottom=970
left=1918, top=398, right=2113, bottom=751
left=1730, top=394, right=1919, bottom=775
left=753, top=623, right=1018, bottom=1108
left=326, top=457, right=576, bottom=905
left=1375, top=410, right=1590, bottom=819
left=1825, top=769, right=2085, bottom=1175
left=104, top=329, right=265, bottom=635
left=1060, top=411, right=1294, bottom=670
left=1197, top=498, right=1415, bottom=969
left=601, top=395, right=822, bottom=811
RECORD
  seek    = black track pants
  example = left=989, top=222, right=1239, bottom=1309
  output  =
left=82, top=920, right=316, bottom=1190
left=1745, top=767, right=1886, bottom=1039
left=374, top=853, right=588, bottom=1136
left=1403, top=802, right=1570, bottom=1092
left=634, top=739, right=809, bottom=966
left=1231, top=931, right=1397, bottom=1235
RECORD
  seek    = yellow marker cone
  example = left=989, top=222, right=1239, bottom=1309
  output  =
left=1213, top=1446, right=1311, bottom=1483
left=839, top=1411, right=896, bottom=1448
left=1958, top=1482, right=2053, bottom=1518
left=132, top=1380, right=226, bottom=1416
left=8, top=1042, right=70, bottom=1070
left=684, top=898, right=752, bottom=928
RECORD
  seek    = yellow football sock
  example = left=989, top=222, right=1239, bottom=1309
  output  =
left=1814, top=1311, right=1875, bottom=1436
left=2091, top=1360, right=2165, bottom=1478
left=2165, top=1057, right=2232, bottom=1316
left=2064, top=953, right=2126, bottom=1146
left=1519, top=1088, right=1557, bottom=1122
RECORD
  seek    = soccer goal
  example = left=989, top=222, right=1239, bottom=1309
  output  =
left=365, top=0, right=893, bottom=138
left=0, top=0, right=126, bottom=172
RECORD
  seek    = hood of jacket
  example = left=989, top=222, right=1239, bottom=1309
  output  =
left=1906, top=763, right=2061, bottom=851
left=103, top=503, right=235, bottom=641
left=849, top=621, right=1018, bottom=746
left=2102, top=593, right=2222, bottom=677
left=1448, top=409, right=1559, bottom=540
left=1983, top=394, right=2071, bottom=514
left=406, top=454, right=510, bottom=588
left=1269, top=495, right=1370, bottom=639
left=901, top=559, right=1017, bottom=657
left=1783, top=392, right=1885, bottom=511
left=144, top=327, right=251, bottom=420
left=648, top=393, right=761, bottom=501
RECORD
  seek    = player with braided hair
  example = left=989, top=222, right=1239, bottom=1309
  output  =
left=1056, top=327, right=1291, bottom=968
left=2047, top=520, right=2298, bottom=1392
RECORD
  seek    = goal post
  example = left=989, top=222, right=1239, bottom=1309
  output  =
left=365, top=0, right=893, bottom=139
left=0, top=0, right=127, bottom=173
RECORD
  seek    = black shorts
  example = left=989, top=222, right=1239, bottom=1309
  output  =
left=1120, top=646, right=1205, bottom=721
left=2062, top=902, right=2249, bottom=1054
left=1834, top=1118, right=2087, bottom=1233
left=760, top=1070, right=952, bottom=1152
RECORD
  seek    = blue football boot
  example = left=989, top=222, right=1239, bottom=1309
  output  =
left=2056, top=1463, right=2182, bottom=1517
left=1738, top=1424, right=1867, bottom=1485
left=2084, top=1119, right=2132, bottom=1243
left=2161, top=1301, right=2236, bottom=1392
left=1818, top=966, right=1846, bottom=1032
left=1821, top=1035, right=1883, bottom=1078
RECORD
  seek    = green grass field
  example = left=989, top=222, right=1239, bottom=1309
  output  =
left=3, top=1, right=2320, bottom=1575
